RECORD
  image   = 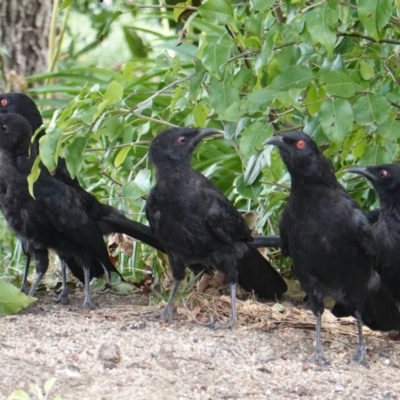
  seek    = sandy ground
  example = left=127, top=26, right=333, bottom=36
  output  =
left=1, top=289, right=400, bottom=400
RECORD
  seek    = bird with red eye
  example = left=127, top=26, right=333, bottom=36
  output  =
left=379, top=169, right=388, bottom=178
left=0, top=98, right=7, bottom=107
left=177, top=136, right=186, bottom=144
left=296, top=139, right=306, bottom=149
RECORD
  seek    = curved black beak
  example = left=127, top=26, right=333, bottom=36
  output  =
left=264, top=135, right=285, bottom=148
left=346, top=167, right=377, bottom=182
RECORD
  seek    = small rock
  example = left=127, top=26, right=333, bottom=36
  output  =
left=98, top=342, right=121, bottom=369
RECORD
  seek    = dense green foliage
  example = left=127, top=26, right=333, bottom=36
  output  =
left=3, top=0, right=400, bottom=285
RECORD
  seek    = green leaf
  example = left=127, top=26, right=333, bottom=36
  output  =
left=270, top=65, right=314, bottom=90
left=100, top=10, right=123, bottom=37
left=320, top=70, right=359, bottom=98
left=359, top=60, right=375, bottom=80
left=250, top=0, right=275, bottom=11
left=123, top=61, right=137, bottom=82
left=209, top=77, right=240, bottom=115
left=114, top=146, right=131, bottom=168
left=103, top=81, right=124, bottom=105
left=173, top=2, right=189, bottom=22
left=305, top=85, right=326, bottom=116
left=193, top=102, right=210, bottom=127
left=112, top=282, right=134, bottom=294
left=39, top=128, right=63, bottom=172
left=352, top=93, right=391, bottom=125
left=134, top=169, right=152, bottom=194
left=60, top=0, right=72, bottom=9
left=319, top=98, right=353, bottom=143
left=198, top=0, right=233, bottom=24
left=244, top=153, right=265, bottom=185
left=360, top=145, right=392, bottom=165
left=202, top=39, right=232, bottom=79
left=65, top=136, right=89, bottom=179
left=44, top=378, right=57, bottom=394
left=239, top=122, right=273, bottom=161
left=0, top=282, right=36, bottom=315
left=236, top=176, right=262, bottom=201
left=8, top=390, right=30, bottom=400
left=377, top=118, right=400, bottom=140
left=306, top=5, right=338, bottom=56
left=357, top=0, right=391, bottom=41
left=27, top=156, right=41, bottom=198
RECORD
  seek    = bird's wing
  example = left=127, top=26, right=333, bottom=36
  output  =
left=33, top=176, right=89, bottom=232
left=202, top=188, right=252, bottom=244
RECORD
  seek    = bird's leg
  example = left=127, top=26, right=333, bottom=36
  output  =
left=160, top=279, right=180, bottom=323
left=212, top=283, right=238, bottom=330
left=313, top=312, right=330, bottom=366
left=352, top=310, right=369, bottom=367
left=20, top=254, right=31, bottom=294
left=81, top=266, right=98, bottom=310
left=28, top=271, right=44, bottom=297
left=56, top=260, right=69, bottom=305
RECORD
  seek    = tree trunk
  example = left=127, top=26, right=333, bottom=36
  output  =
left=0, top=0, right=52, bottom=92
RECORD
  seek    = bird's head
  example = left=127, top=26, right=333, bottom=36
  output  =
left=347, top=164, right=400, bottom=197
left=0, top=92, right=44, bottom=135
left=148, top=127, right=224, bottom=166
left=265, top=131, right=332, bottom=180
left=0, top=113, right=33, bottom=155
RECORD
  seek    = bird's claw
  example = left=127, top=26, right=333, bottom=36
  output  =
left=81, top=301, right=99, bottom=311
left=211, top=318, right=237, bottom=330
left=312, top=353, right=330, bottom=367
left=56, top=293, right=69, bottom=305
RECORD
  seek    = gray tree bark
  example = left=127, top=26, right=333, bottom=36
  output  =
left=0, top=0, right=52, bottom=91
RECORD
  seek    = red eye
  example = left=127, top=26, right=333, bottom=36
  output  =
left=177, top=136, right=186, bottom=144
left=379, top=169, right=388, bottom=178
left=296, top=140, right=305, bottom=149
left=0, top=99, right=7, bottom=107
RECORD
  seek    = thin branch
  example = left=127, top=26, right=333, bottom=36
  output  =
left=130, top=73, right=197, bottom=111
left=227, top=50, right=260, bottom=63
left=123, top=2, right=197, bottom=11
left=337, top=32, right=400, bottom=46
left=225, top=25, right=252, bottom=69
left=86, top=141, right=150, bottom=152
left=131, top=111, right=180, bottom=128
left=100, top=171, right=123, bottom=187
left=273, top=2, right=285, bottom=23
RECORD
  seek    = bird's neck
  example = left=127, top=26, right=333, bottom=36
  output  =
left=154, top=161, right=193, bottom=183
left=380, top=195, right=400, bottom=223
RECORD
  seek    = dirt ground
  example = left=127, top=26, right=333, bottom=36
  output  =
left=1, top=289, right=400, bottom=400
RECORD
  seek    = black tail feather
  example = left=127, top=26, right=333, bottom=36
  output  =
left=332, top=284, right=400, bottom=331
left=99, top=211, right=165, bottom=252
left=237, top=247, right=287, bottom=300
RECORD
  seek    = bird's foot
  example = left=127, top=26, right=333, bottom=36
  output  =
left=160, top=305, right=174, bottom=323
left=20, top=284, right=28, bottom=295
left=28, top=288, right=37, bottom=297
left=211, top=317, right=237, bottom=330
left=56, top=292, right=69, bottom=305
left=81, top=301, right=99, bottom=311
left=348, top=349, right=369, bottom=368
left=312, top=352, right=330, bottom=367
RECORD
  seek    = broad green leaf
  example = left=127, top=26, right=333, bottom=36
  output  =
left=353, top=93, right=391, bottom=125
left=198, top=0, right=233, bottom=24
left=123, top=61, right=137, bottom=82
left=270, top=65, right=314, bottom=90
left=100, top=10, right=123, bottom=37
left=320, top=70, right=359, bottom=98
left=244, top=153, right=265, bottom=185
left=359, top=60, right=375, bottom=80
left=236, top=176, right=262, bottom=201
left=60, top=0, right=72, bottom=9
left=209, top=77, right=240, bottom=115
left=103, top=81, right=124, bottom=105
left=319, top=98, right=353, bottom=143
left=193, top=102, right=210, bottom=127
left=8, top=390, right=30, bottom=400
left=240, top=122, right=273, bottom=160
left=360, top=145, right=392, bottom=165
left=305, top=85, right=326, bottom=116
left=112, top=282, right=135, bottom=294
left=65, top=136, right=89, bottom=178
left=306, top=6, right=338, bottom=56
left=114, top=146, right=131, bottom=168
left=250, top=0, right=275, bottom=11
left=27, top=156, right=41, bottom=198
left=173, top=2, right=189, bottom=22
left=202, top=39, right=232, bottom=78
left=221, top=100, right=259, bottom=121
left=248, top=88, right=277, bottom=106
left=39, top=128, right=63, bottom=172
left=378, top=118, right=400, bottom=140
left=357, top=0, right=391, bottom=41
left=0, top=282, right=36, bottom=315
left=134, top=169, right=152, bottom=195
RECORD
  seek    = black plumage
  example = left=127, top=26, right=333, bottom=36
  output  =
left=146, top=127, right=287, bottom=328
left=0, top=92, right=164, bottom=300
left=347, top=164, right=400, bottom=303
left=266, top=131, right=400, bottom=366
left=0, top=113, right=122, bottom=308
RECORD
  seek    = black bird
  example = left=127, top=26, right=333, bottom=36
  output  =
left=146, top=127, right=287, bottom=328
left=347, top=164, right=400, bottom=302
left=0, top=92, right=165, bottom=299
left=266, top=131, right=400, bottom=365
left=0, top=113, right=120, bottom=309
